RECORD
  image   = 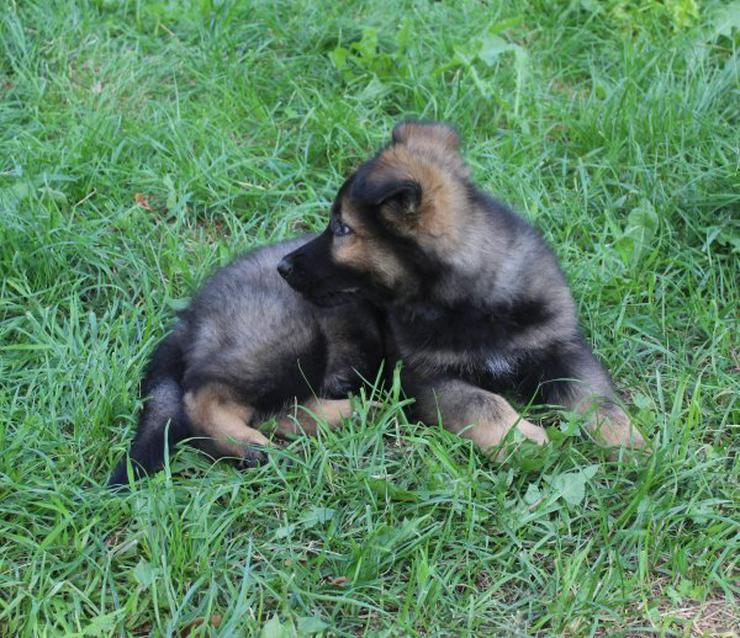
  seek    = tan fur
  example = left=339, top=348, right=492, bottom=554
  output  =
left=580, top=399, right=645, bottom=449
left=184, top=384, right=361, bottom=459
left=393, top=121, right=460, bottom=149
left=184, top=384, right=269, bottom=458
left=416, top=379, right=548, bottom=453
left=454, top=400, right=549, bottom=451
left=332, top=139, right=472, bottom=279
left=373, top=145, right=468, bottom=253
left=273, top=397, right=354, bottom=437
left=392, top=121, right=471, bottom=179
left=331, top=226, right=406, bottom=291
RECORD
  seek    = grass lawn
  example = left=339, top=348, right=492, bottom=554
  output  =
left=1, top=0, right=738, bottom=635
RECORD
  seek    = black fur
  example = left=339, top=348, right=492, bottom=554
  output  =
left=108, top=329, right=190, bottom=487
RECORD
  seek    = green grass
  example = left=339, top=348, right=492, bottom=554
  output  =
left=1, top=0, right=738, bottom=635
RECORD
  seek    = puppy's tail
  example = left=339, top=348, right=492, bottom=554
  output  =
left=108, top=325, right=191, bottom=488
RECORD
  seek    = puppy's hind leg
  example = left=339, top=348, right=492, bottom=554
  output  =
left=183, top=383, right=270, bottom=468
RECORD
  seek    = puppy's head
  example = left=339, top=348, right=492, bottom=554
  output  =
left=278, top=120, right=472, bottom=306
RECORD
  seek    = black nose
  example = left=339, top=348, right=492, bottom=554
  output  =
left=277, top=257, right=293, bottom=279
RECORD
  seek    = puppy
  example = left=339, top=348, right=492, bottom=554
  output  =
left=278, top=121, right=645, bottom=455
left=109, top=238, right=382, bottom=486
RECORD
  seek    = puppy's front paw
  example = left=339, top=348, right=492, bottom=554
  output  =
left=590, top=407, right=646, bottom=449
left=516, top=419, right=549, bottom=445
left=237, top=445, right=269, bottom=469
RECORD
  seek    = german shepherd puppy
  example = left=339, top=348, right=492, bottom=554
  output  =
left=108, top=237, right=383, bottom=486
left=278, top=121, right=645, bottom=455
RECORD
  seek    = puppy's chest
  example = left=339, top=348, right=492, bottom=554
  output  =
left=403, top=342, right=521, bottom=384
left=389, top=307, right=534, bottom=386
left=481, top=351, right=518, bottom=378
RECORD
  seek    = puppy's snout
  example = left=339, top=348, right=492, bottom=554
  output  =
left=277, top=257, right=294, bottom=280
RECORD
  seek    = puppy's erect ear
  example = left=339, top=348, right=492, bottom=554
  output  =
left=367, top=179, right=422, bottom=217
left=392, top=120, right=460, bottom=151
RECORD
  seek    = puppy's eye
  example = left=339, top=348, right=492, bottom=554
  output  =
left=331, top=218, right=353, bottom=237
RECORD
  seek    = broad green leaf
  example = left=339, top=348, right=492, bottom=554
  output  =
left=357, top=77, right=389, bottom=101
left=705, top=224, right=740, bottom=254
left=300, top=506, right=335, bottom=528
left=488, top=16, right=524, bottom=35
left=296, top=616, right=329, bottom=634
left=581, top=464, right=599, bottom=481
left=328, top=46, right=348, bottom=71
left=547, top=467, right=597, bottom=507
left=667, top=0, right=699, bottom=29
left=616, top=199, right=659, bottom=264
left=274, top=524, right=295, bottom=539
left=79, top=610, right=124, bottom=636
left=366, top=478, right=420, bottom=503
left=709, top=1, right=740, bottom=40
left=133, top=559, right=155, bottom=588
left=478, top=34, right=512, bottom=66
left=261, top=615, right=289, bottom=638
left=351, top=27, right=379, bottom=62
left=554, top=473, right=585, bottom=507
left=524, top=482, right=541, bottom=505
